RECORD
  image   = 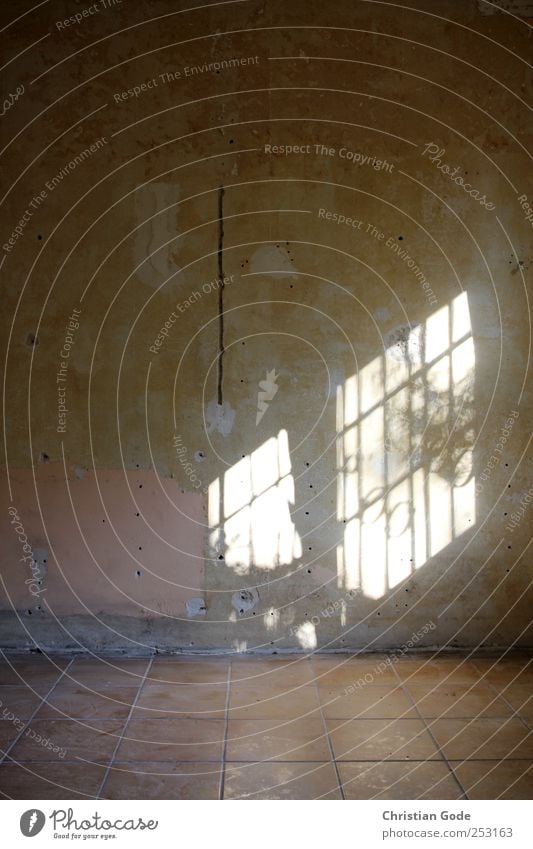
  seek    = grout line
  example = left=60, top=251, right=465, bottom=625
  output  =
left=471, top=660, right=532, bottom=731
left=391, top=661, right=469, bottom=800
left=219, top=661, right=232, bottom=800
left=0, top=711, right=521, bottom=722
left=96, top=656, right=153, bottom=799
left=0, top=658, right=75, bottom=766
left=4, top=757, right=533, bottom=766
left=311, top=668, right=345, bottom=799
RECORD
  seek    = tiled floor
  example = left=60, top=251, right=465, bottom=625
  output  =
left=0, top=652, right=531, bottom=799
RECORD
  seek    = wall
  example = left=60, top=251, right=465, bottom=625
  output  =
left=1, top=0, right=531, bottom=653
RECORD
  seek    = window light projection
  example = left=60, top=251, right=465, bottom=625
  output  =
left=336, top=291, right=476, bottom=598
left=208, top=429, right=302, bottom=575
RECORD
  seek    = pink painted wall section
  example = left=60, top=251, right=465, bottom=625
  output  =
left=1, top=466, right=205, bottom=617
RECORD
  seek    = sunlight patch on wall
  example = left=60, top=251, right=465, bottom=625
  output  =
left=209, top=429, right=302, bottom=575
left=336, top=292, right=476, bottom=599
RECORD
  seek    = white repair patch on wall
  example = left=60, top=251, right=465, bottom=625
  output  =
left=206, top=399, right=236, bottom=436
left=134, top=182, right=180, bottom=289
left=186, top=597, right=207, bottom=617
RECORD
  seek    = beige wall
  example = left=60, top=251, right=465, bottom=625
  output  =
left=1, top=0, right=531, bottom=652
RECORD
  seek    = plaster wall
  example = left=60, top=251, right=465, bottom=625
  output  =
left=1, top=0, right=531, bottom=652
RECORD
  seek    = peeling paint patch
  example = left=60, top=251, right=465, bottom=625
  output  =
left=250, top=245, right=297, bottom=278
left=477, top=0, right=533, bottom=15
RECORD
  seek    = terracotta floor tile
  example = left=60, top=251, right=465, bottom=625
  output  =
left=395, top=658, right=481, bottom=685
left=102, top=762, right=222, bottom=799
left=231, top=658, right=315, bottom=685
left=226, top=718, right=331, bottom=762
left=224, top=761, right=341, bottom=799
left=115, top=718, right=224, bottom=761
left=134, top=683, right=227, bottom=718
left=0, top=686, right=44, bottom=719
left=327, top=718, right=441, bottom=761
left=36, top=684, right=136, bottom=720
left=451, top=759, right=533, bottom=800
left=65, top=659, right=148, bottom=688
left=339, top=761, right=463, bottom=799
left=475, top=661, right=533, bottom=689
left=319, top=685, right=416, bottom=719
left=429, top=718, right=533, bottom=760
left=0, top=761, right=106, bottom=799
left=0, top=721, right=24, bottom=755
left=8, top=719, right=123, bottom=763
left=3, top=653, right=531, bottom=801
left=228, top=683, right=321, bottom=719
left=149, top=659, right=230, bottom=685
left=311, top=657, right=398, bottom=686
left=406, top=683, right=513, bottom=719
left=497, top=684, right=533, bottom=720
left=0, top=657, right=68, bottom=693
